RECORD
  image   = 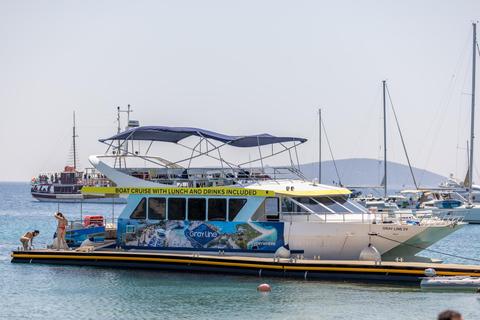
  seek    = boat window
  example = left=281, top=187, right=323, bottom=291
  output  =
left=266, top=198, right=279, bottom=214
left=292, top=197, right=331, bottom=213
left=339, top=198, right=367, bottom=213
left=168, top=198, right=186, bottom=220
left=228, top=198, right=247, bottom=221
left=130, top=197, right=147, bottom=219
left=148, top=197, right=166, bottom=220
left=188, top=198, right=206, bottom=221
left=266, top=198, right=280, bottom=221
left=320, top=196, right=350, bottom=213
left=208, top=198, right=226, bottom=221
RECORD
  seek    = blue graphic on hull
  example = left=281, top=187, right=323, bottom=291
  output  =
left=185, top=224, right=220, bottom=246
left=118, top=219, right=285, bottom=252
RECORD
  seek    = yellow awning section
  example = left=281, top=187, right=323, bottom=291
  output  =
left=275, top=189, right=351, bottom=196
left=81, top=186, right=351, bottom=197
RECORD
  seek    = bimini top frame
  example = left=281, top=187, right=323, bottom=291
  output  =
left=98, top=126, right=309, bottom=184
left=99, top=126, right=307, bottom=147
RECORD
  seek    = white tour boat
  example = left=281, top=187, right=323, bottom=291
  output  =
left=85, top=126, right=468, bottom=262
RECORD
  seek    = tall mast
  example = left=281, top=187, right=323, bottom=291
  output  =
left=73, top=111, right=77, bottom=171
left=469, top=22, right=477, bottom=204
left=318, top=108, right=321, bottom=183
left=383, top=80, right=387, bottom=197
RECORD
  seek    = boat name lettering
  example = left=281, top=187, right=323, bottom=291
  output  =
left=382, top=226, right=409, bottom=231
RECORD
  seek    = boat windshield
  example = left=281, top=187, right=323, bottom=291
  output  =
left=282, top=196, right=366, bottom=214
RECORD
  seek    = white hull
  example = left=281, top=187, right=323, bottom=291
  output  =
left=33, top=196, right=126, bottom=204
left=286, top=220, right=464, bottom=261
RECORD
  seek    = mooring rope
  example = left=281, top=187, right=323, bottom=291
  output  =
left=375, top=234, right=480, bottom=264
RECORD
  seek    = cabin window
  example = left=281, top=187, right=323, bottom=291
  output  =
left=266, top=198, right=279, bottom=214
left=168, top=198, right=186, bottom=220
left=130, top=197, right=147, bottom=219
left=208, top=198, right=226, bottom=221
left=282, top=198, right=309, bottom=213
left=316, top=196, right=348, bottom=213
left=188, top=198, right=206, bottom=221
left=228, top=198, right=247, bottom=221
left=296, top=196, right=331, bottom=213
left=149, top=197, right=166, bottom=220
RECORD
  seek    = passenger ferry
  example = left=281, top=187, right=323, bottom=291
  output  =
left=30, top=112, right=126, bottom=203
left=83, top=126, right=468, bottom=262
left=31, top=167, right=126, bottom=203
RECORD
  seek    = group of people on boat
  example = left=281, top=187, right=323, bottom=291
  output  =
left=19, top=212, right=68, bottom=251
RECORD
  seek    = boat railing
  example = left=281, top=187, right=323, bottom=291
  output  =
left=113, top=166, right=308, bottom=187
left=255, top=208, right=469, bottom=226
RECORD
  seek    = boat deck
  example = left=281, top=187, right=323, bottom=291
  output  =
left=11, top=248, right=480, bottom=286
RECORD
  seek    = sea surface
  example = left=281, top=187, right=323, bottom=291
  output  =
left=1, top=182, right=480, bottom=319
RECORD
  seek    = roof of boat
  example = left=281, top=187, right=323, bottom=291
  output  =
left=99, top=126, right=307, bottom=147
left=400, top=190, right=436, bottom=194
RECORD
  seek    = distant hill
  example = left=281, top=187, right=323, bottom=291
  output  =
left=299, top=158, right=448, bottom=190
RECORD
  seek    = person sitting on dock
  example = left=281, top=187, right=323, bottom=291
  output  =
left=438, top=310, right=463, bottom=320
left=20, top=230, right=39, bottom=250
left=54, top=212, right=68, bottom=250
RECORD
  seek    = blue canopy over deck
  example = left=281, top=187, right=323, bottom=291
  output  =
left=99, top=126, right=307, bottom=148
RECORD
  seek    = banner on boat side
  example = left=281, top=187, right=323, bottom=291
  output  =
left=81, top=186, right=272, bottom=197
left=118, top=219, right=285, bottom=251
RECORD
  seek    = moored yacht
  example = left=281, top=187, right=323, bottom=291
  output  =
left=86, top=126, right=468, bottom=262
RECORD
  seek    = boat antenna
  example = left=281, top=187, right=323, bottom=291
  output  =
left=469, top=22, right=477, bottom=204
left=116, top=104, right=134, bottom=167
left=73, top=111, right=77, bottom=171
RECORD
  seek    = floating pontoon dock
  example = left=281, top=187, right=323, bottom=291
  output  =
left=11, top=249, right=480, bottom=285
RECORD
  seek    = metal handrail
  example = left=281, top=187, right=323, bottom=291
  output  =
left=255, top=208, right=469, bottom=225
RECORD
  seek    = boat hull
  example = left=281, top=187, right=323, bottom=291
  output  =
left=31, top=192, right=126, bottom=204
left=116, top=217, right=466, bottom=262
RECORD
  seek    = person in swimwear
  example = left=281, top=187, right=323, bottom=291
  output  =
left=20, top=230, right=39, bottom=250
left=54, top=212, right=68, bottom=250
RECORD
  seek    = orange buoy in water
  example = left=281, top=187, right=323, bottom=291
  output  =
left=257, top=283, right=271, bottom=292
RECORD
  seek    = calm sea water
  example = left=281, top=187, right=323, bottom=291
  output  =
left=1, top=182, right=480, bottom=319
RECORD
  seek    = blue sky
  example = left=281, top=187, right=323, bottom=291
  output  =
left=1, top=1, right=480, bottom=184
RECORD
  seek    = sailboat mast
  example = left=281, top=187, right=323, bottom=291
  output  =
left=319, top=108, right=321, bottom=183
left=73, top=111, right=76, bottom=171
left=383, top=80, right=387, bottom=197
left=469, top=22, right=477, bottom=204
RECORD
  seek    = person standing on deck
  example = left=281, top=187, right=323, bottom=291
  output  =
left=54, top=212, right=68, bottom=250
